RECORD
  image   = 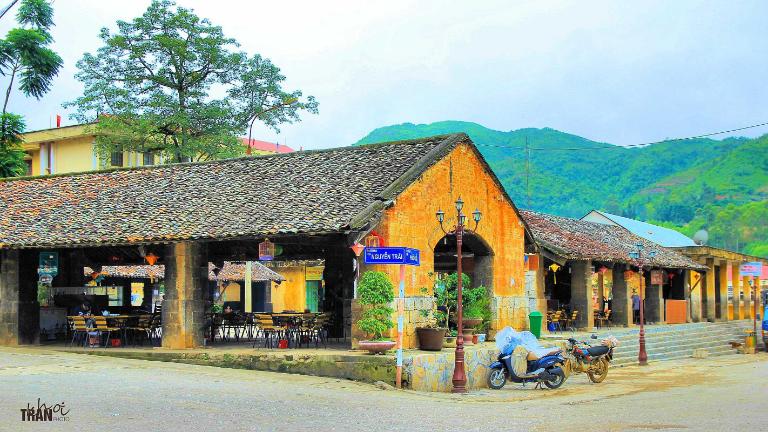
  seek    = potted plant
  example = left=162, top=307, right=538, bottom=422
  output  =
left=444, top=329, right=458, bottom=347
left=416, top=309, right=447, bottom=351
left=356, top=271, right=396, bottom=354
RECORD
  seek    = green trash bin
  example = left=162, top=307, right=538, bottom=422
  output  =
left=529, top=311, right=543, bottom=338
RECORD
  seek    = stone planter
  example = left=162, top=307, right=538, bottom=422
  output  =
left=463, top=318, right=483, bottom=329
left=358, top=340, right=396, bottom=354
left=462, top=329, right=474, bottom=345
left=416, top=327, right=446, bottom=351
left=443, top=336, right=457, bottom=348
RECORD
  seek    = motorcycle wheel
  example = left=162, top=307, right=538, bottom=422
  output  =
left=587, top=358, right=609, bottom=383
left=487, top=368, right=507, bottom=390
left=543, top=369, right=566, bottom=389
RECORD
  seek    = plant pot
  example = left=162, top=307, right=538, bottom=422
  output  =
left=462, top=329, right=474, bottom=345
left=476, top=333, right=486, bottom=343
left=463, top=318, right=483, bottom=329
left=416, top=327, right=446, bottom=351
left=359, top=340, right=396, bottom=354
left=472, top=334, right=479, bottom=344
left=443, top=336, right=457, bottom=348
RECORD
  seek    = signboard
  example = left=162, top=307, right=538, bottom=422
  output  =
left=305, top=266, right=324, bottom=281
left=740, top=262, right=763, bottom=277
left=363, top=247, right=420, bottom=266
left=650, top=270, right=663, bottom=285
left=38, top=251, right=58, bottom=277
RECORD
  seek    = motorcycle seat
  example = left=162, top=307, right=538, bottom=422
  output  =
left=587, top=345, right=610, bottom=356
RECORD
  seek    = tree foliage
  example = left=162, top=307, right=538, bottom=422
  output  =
left=66, top=0, right=318, bottom=163
left=0, top=0, right=61, bottom=178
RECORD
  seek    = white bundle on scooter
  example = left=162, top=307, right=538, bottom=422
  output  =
left=495, top=326, right=554, bottom=358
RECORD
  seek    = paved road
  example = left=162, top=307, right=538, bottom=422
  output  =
left=1, top=347, right=766, bottom=431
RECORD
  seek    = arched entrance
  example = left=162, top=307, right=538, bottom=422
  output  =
left=433, top=232, right=494, bottom=289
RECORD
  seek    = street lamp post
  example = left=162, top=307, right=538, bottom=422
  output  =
left=629, top=243, right=657, bottom=366
left=436, top=197, right=481, bottom=394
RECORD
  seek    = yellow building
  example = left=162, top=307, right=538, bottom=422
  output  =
left=20, top=123, right=293, bottom=176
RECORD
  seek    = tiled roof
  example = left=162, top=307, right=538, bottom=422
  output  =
left=0, top=134, right=468, bottom=248
left=240, top=138, right=294, bottom=154
left=521, top=211, right=706, bottom=270
left=209, top=262, right=285, bottom=282
left=83, top=261, right=284, bottom=282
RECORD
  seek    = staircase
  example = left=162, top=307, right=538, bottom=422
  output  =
left=596, top=320, right=764, bottom=367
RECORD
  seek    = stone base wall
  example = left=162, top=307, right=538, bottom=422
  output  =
left=491, top=295, right=532, bottom=338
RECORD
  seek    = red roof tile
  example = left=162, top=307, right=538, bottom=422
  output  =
left=240, top=138, right=294, bottom=153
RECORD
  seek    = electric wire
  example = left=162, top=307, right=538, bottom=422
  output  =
left=471, top=120, right=768, bottom=152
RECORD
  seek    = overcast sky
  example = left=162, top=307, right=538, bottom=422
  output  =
left=3, top=0, right=768, bottom=149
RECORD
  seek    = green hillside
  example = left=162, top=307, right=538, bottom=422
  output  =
left=356, top=121, right=768, bottom=256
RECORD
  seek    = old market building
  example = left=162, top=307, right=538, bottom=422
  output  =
left=583, top=210, right=768, bottom=323
left=521, top=211, right=708, bottom=330
left=0, top=133, right=536, bottom=349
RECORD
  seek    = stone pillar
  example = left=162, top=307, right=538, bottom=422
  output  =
left=742, top=276, right=751, bottom=320
left=611, top=264, right=632, bottom=327
left=0, top=249, right=40, bottom=345
left=162, top=242, right=208, bottom=349
left=718, top=261, right=729, bottom=321
left=570, top=260, right=594, bottom=329
left=731, top=264, right=742, bottom=319
left=704, top=258, right=716, bottom=322
left=645, top=271, right=664, bottom=324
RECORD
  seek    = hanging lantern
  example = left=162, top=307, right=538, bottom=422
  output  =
left=624, top=270, right=635, bottom=281
left=350, top=242, right=365, bottom=257
left=598, top=266, right=608, bottom=274
left=259, top=238, right=275, bottom=261
left=145, top=252, right=159, bottom=266
left=668, top=273, right=675, bottom=280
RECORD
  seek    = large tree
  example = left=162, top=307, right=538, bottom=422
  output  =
left=0, top=0, right=62, bottom=177
left=67, top=0, right=318, bottom=163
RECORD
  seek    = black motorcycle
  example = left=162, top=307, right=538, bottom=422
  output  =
left=487, top=349, right=567, bottom=390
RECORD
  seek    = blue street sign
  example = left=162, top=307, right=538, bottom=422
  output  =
left=363, top=247, right=420, bottom=266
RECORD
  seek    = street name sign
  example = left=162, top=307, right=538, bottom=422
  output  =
left=363, top=247, right=420, bottom=266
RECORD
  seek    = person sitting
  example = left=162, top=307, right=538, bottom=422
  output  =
left=73, top=302, right=92, bottom=316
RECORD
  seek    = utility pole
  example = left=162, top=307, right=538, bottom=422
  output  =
left=525, top=136, right=531, bottom=209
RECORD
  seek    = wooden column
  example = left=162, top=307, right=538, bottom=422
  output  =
left=597, top=272, right=605, bottom=313
left=682, top=270, right=692, bottom=322
left=731, top=263, right=742, bottom=319
left=162, top=242, right=208, bottom=349
left=0, top=249, right=39, bottom=345
left=690, top=271, right=702, bottom=322
left=742, top=276, right=752, bottom=320
left=718, top=261, right=729, bottom=321
left=705, top=258, right=716, bottom=322
left=570, top=260, right=594, bottom=329
left=611, top=264, right=632, bottom=327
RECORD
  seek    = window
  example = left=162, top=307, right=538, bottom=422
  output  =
left=143, top=151, right=155, bottom=166
left=110, top=151, right=124, bottom=167
left=24, top=160, right=32, bottom=176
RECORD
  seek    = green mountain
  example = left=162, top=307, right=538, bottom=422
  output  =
left=356, top=121, right=768, bottom=256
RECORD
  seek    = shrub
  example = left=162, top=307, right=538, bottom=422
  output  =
left=356, top=271, right=394, bottom=340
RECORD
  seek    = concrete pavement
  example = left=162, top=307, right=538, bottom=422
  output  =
left=0, top=347, right=766, bottom=431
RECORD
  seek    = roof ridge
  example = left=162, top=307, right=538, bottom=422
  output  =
left=0, top=133, right=468, bottom=185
